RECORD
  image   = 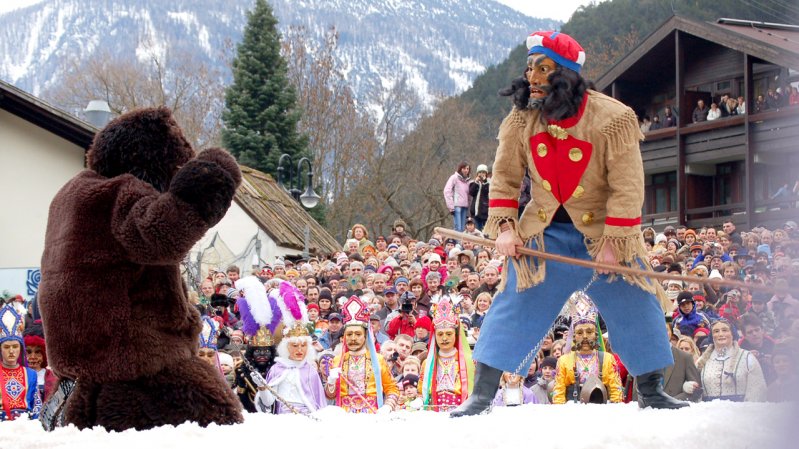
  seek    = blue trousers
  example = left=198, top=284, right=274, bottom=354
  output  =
left=453, top=207, right=468, bottom=232
left=474, top=222, right=673, bottom=376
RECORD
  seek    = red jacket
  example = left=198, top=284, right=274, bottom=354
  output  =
left=387, top=315, right=416, bottom=340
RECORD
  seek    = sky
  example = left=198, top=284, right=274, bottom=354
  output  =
left=0, top=0, right=602, bottom=22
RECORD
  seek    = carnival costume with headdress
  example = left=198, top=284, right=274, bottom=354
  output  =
left=454, top=30, right=684, bottom=417
left=552, top=293, right=623, bottom=404
left=326, top=295, right=399, bottom=413
left=233, top=276, right=281, bottom=412
left=253, top=282, right=326, bottom=414
left=1, top=305, right=41, bottom=421
left=199, top=315, right=223, bottom=376
left=419, top=297, right=474, bottom=411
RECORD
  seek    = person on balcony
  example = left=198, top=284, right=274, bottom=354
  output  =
left=692, top=99, right=709, bottom=123
left=706, top=102, right=721, bottom=121
left=663, top=106, right=677, bottom=127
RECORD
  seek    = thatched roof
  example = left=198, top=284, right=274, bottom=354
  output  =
left=234, top=166, right=340, bottom=257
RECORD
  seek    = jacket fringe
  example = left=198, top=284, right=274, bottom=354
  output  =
left=600, top=108, right=644, bottom=160
left=497, top=232, right=547, bottom=293
left=585, top=234, right=668, bottom=311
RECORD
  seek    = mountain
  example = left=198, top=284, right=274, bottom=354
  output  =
left=0, top=0, right=559, bottom=112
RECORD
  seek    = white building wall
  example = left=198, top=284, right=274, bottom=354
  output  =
left=0, top=110, right=86, bottom=270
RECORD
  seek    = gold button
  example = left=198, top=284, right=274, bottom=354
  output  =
left=581, top=212, right=594, bottom=225
left=569, top=148, right=583, bottom=162
left=542, top=180, right=552, bottom=192
left=572, top=185, right=585, bottom=198
left=538, top=208, right=547, bottom=222
left=537, top=143, right=548, bottom=157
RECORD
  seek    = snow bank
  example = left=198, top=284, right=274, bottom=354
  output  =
left=0, top=401, right=794, bottom=449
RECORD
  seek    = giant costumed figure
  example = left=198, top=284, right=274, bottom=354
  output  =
left=1, top=305, right=41, bottom=421
left=419, top=296, right=474, bottom=411
left=253, top=281, right=327, bottom=414
left=552, top=293, right=623, bottom=404
left=325, top=295, right=399, bottom=413
left=234, top=276, right=282, bottom=412
left=37, top=107, right=243, bottom=430
left=451, top=31, right=686, bottom=416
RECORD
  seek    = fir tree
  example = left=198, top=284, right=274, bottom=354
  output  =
left=222, top=0, right=308, bottom=178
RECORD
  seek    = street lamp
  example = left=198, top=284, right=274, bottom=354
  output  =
left=277, top=154, right=321, bottom=209
left=277, top=154, right=321, bottom=260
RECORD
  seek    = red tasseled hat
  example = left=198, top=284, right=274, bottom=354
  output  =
left=23, top=335, right=47, bottom=367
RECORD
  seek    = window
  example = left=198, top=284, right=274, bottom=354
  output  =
left=647, top=172, right=677, bottom=214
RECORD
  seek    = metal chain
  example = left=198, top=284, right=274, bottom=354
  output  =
left=512, top=270, right=600, bottom=377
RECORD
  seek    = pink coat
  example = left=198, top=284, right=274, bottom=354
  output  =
left=444, top=172, right=470, bottom=210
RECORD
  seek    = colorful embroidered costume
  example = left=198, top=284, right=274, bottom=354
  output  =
left=1, top=305, right=41, bottom=421
left=420, top=297, right=474, bottom=411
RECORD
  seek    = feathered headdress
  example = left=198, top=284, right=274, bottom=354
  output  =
left=235, top=276, right=281, bottom=347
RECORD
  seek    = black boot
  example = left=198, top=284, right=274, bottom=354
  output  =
left=450, top=362, right=503, bottom=417
left=636, top=370, right=689, bottom=409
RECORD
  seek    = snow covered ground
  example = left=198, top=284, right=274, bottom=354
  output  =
left=1, top=401, right=795, bottom=449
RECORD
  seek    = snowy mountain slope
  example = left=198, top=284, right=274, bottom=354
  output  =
left=0, top=0, right=558, bottom=110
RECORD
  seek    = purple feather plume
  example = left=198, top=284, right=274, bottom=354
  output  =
left=280, top=282, right=304, bottom=320
left=267, top=296, right=283, bottom=333
left=238, top=298, right=259, bottom=337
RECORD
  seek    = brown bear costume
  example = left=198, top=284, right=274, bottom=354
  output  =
left=38, top=107, right=244, bottom=431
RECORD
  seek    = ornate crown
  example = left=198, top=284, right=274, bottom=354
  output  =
left=284, top=322, right=310, bottom=338
left=0, top=304, right=24, bottom=344
left=252, top=326, right=274, bottom=347
left=341, top=295, right=370, bottom=328
left=569, top=290, right=598, bottom=326
left=433, top=296, right=458, bottom=330
left=199, top=316, right=219, bottom=350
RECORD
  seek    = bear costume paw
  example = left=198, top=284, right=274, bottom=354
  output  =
left=169, top=148, right=242, bottom=226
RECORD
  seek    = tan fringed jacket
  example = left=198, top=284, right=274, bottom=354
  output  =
left=486, top=90, right=661, bottom=297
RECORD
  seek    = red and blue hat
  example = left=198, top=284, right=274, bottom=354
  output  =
left=526, top=31, right=586, bottom=74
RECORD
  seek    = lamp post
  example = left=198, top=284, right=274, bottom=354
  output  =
left=277, top=154, right=321, bottom=209
left=277, top=154, right=321, bottom=259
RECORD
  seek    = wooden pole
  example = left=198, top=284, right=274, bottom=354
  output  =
left=434, top=227, right=798, bottom=296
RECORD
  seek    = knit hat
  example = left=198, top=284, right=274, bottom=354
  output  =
left=23, top=335, right=47, bottom=367
left=684, top=229, right=696, bottom=238
left=318, top=289, right=333, bottom=301
left=526, top=31, right=586, bottom=73
left=414, top=315, right=433, bottom=333
left=540, top=356, right=558, bottom=370
left=395, top=277, right=410, bottom=286
left=476, top=164, right=488, bottom=173
left=689, top=243, right=703, bottom=253
left=677, top=291, right=694, bottom=305
left=402, top=374, right=420, bottom=389
left=306, top=303, right=320, bottom=312
left=218, top=352, right=234, bottom=369
left=427, top=253, right=441, bottom=264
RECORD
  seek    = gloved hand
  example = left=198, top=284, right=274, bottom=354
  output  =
left=683, top=381, right=699, bottom=394
left=377, top=405, right=393, bottom=415
left=408, top=398, right=423, bottom=410
left=327, top=367, right=341, bottom=385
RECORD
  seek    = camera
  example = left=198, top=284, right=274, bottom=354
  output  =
left=400, top=301, right=414, bottom=314
left=389, top=351, right=400, bottom=362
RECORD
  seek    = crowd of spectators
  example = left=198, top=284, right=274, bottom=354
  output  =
left=640, top=84, right=799, bottom=132
left=6, top=214, right=797, bottom=416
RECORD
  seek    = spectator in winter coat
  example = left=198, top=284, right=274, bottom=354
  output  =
left=444, top=161, right=471, bottom=232
left=672, top=292, right=710, bottom=338
left=468, top=164, right=490, bottom=231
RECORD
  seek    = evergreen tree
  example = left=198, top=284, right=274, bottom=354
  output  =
left=222, top=0, right=308, bottom=178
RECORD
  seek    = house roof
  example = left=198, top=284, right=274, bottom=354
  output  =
left=596, top=15, right=799, bottom=90
left=235, top=166, right=341, bottom=257
left=0, top=79, right=96, bottom=148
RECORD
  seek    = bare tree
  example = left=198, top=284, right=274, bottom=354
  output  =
left=46, top=40, right=226, bottom=148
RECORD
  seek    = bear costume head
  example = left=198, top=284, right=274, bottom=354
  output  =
left=87, top=107, right=194, bottom=192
